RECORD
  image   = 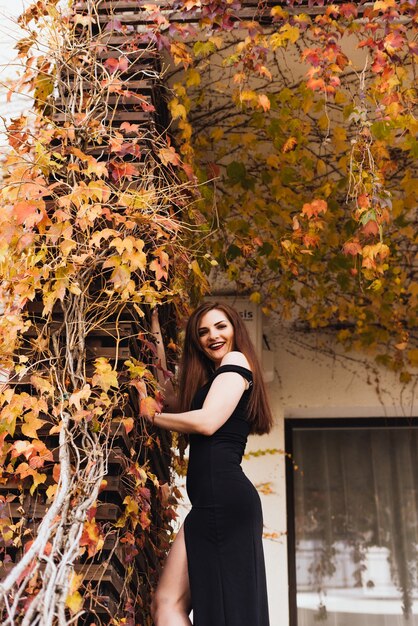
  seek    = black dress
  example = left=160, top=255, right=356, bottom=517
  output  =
left=184, top=364, right=270, bottom=626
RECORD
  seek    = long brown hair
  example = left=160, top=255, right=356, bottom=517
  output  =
left=178, top=302, right=273, bottom=435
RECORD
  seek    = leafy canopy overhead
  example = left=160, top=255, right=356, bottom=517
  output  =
left=154, top=0, right=417, bottom=374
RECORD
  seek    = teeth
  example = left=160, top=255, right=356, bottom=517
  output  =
left=210, top=342, right=224, bottom=349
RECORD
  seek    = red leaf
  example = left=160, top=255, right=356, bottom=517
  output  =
left=343, top=241, right=362, bottom=256
left=104, top=56, right=129, bottom=73
left=340, top=3, right=358, bottom=19
left=141, top=101, right=156, bottom=112
left=110, top=161, right=139, bottom=181
left=362, top=219, right=379, bottom=237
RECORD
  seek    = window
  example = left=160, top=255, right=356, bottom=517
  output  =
left=286, top=420, right=418, bottom=626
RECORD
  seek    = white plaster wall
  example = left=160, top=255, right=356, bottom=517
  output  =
left=0, top=0, right=31, bottom=153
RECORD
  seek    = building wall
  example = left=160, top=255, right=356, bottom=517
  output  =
left=0, top=0, right=31, bottom=158
left=249, top=316, right=417, bottom=625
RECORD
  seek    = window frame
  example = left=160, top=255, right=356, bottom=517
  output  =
left=284, top=416, right=418, bottom=626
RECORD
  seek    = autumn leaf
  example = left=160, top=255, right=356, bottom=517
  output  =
left=21, top=414, right=46, bottom=439
left=139, top=510, right=151, bottom=531
left=110, top=161, right=139, bottom=182
left=91, top=358, right=119, bottom=392
left=30, top=375, right=54, bottom=396
left=170, top=41, right=192, bottom=67
left=257, top=94, right=270, bottom=112
left=159, top=146, right=181, bottom=166
left=13, top=201, right=46, bottom=227
left=140, top=396, right=159, bottom=419
left=343, top=241, right=362, bottom=256
left=169, top=98, right=187, bottom=121
left=301, top=199, right=327, bottom=218
left=66, top=573, right=84, bottom=614
left=80, top=519, right=104, bottom=558
left=373, top=0, right=396, bottom=11
left=69, top=384, right=91, bottom=411
left=150, top=249, right=169, bottom=281
left=120, top=122, right=140, bottom=134
left=104, top=56, right=129, bottom=74
left=117, top=417, right=132, bottom=435
left=282, top=137, right=297, bottom=153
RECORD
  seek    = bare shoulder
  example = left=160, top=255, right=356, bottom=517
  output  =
left=220, top=351, right=252, bottom=371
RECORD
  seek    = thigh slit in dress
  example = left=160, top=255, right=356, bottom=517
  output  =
left=184, top=364, right=270, bottom=626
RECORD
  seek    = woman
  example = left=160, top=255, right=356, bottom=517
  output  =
left=148, top=302, right=273, bottom=626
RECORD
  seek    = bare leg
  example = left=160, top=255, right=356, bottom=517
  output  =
left=152, top=523, right=192, bottom=626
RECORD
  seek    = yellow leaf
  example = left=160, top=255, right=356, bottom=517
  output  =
left=190, top=259, right=206, bottom=281
left=21, top=416, right=46, bottom=439
left=186, top=68, right=201, bottom=87
left=270, top=24, right=300, bottom=48
left=30, top=375, right=54, bottom=396
left=239, top=90, right=257, bottom=104
left=68, top=283, right=81, bottom=297
left=334, top=90, right=346, bottom=105
left=127, top=249, right=147, bottom=272
left=92, top=358, right=118, bottom=392
left=270, top=5, right=288, bottom=19
left=407, top=349, right=418, bottom=367
left=374, top=0, right=396, bottom=10
left=66, top=584, right=83, bottom=614
left=123, top=495, right=139, bottom=516
left=266, top=155, right=281, bottom=168
left=316, top=159, right=327, bottom=175
left=250, top=292, right=261, bottom=304
left=46, top=484, right=58, bottom=501
left=169, top=98, right=187, bottom=121
left=29, top=470, right=47, bottom=496
left=210, top=128, right=224, bottom=142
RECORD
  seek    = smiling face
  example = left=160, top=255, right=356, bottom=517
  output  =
left=197, top=308, right=235, bottom=367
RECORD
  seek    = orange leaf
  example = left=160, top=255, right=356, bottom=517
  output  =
left=357, top=194, right=370, bottom=209
left=140, top=396, right=158, bottom=419
left=139, top=510, right=151, bottom=531
left=80, top=519, right=104, bottom=558
left=159, top=146, right=181, bottom=167
left=13, top=201, right=46, bottom=227
left=122, top=417, right=134, bottom=434
left=301, top=199, right=327, bottom=218
left=282, top=137, right=297, bottom=153
left=361, top=219, right=379, bottom=237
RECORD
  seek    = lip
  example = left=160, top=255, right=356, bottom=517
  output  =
left=208, top=342, right=225, bottom=351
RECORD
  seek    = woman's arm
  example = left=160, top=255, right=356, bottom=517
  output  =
left=150, top=352, right=251, bottom=436
left=150, top=308, right=179, bottom=411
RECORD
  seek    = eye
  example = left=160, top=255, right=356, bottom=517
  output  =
left=198, top=329, right=207, bottom=337
left=216, top=324, right=227, bottom=329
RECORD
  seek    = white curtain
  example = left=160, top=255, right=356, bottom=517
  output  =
left=292, top=425, right=418, bottom=626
